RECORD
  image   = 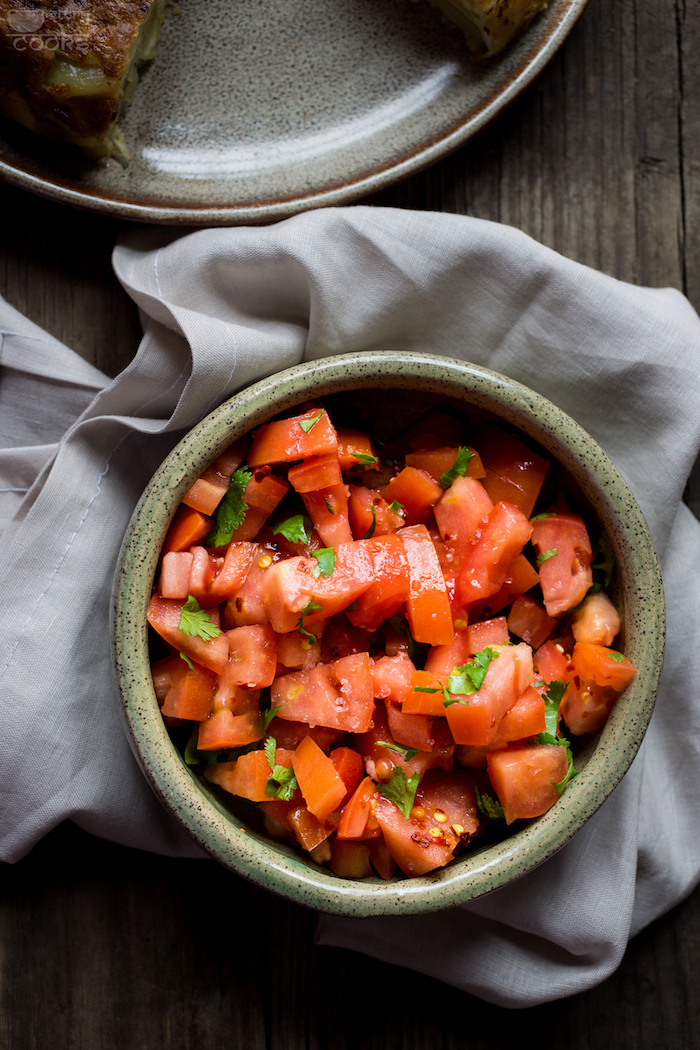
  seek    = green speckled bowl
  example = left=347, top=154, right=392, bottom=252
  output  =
left=111, top=351, right=665, bottom=916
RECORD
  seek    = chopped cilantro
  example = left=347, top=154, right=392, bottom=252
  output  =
left=387, top=500, right=404, bottom=517
left=376, top=767, right=420, bottom=820
left=262, top=705, right=282, bottom=732
left=592, top=534, right=615, bottom=586
left=376, top=740, right=420, bottom=762
left=535, top=680, right=579, bottom=796
left=610, top=653, right=625, bottom=662
left=447, top=647, right=500, bottom=696
left=207, top=466, right=252, bottom=547
left=179, top=651, right=194, bottom=670
left=323, top=495, right=335, bottom=515
left=299, top=411, right=324, bottom=434
left=475, top=785, right=505, bottom=821
left=312, top=547, right=336, bottom=578
left=264, top=736, right=299, bottom=801
left=183, top=732, right=224, bottom=767
left=352, top=452, right=379, bottom=468
left=537, top=548, right=558, bottom=567
left=439, top=446, right=474, bottom=489
left=273, top=514, right=313, bottom=545
left=178, top=596, right=222, bottom=641
left=363, top=501, right=377, bottom=539
left=530, top=511, right=554, bottom=522
left=296, top=598, right=323, bottom=644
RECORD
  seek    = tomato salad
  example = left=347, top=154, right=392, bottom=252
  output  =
left=148, top=402, right=637, bottom=880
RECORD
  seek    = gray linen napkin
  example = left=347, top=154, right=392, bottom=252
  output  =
left=1, top=207, right=699, bottom=1007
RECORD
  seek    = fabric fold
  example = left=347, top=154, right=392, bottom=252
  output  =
left=1, top=206, right=698, bottom=1007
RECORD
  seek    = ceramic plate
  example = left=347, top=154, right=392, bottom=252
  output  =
left=0, top=0, right=588, bottom=225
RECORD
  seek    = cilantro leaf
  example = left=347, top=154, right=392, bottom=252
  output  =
left=439, top=446, right=475, bottom=489
left=273, top=514, right=313, bottom=545
left=296, top=598, right=323, bottom=644
left=592, top=534, right=615, bottom=586
left=262, top=705, right=282, bottom=732
left=323, top=495, right=336, bottom=515
left=447, top=647, right=500, bottom=696
left=178, top=596, right=222, bottom=641
left=538, top=680, right=567, bottom=742
left=183, top=732, right=224, bottom=767
left=363, top=501, right=377, bottom=539
left=376, top=767, right=420, bottom=820
left=299, top=411, right=324, bottom=434
left=264, top=736, right=299, bottom=801
left=475, top=785, right=505, bottom=821
left=376, top=740, right=420, bottom=762
left=387, top=500, right=404, bottom=517
left=552, top=746, right=578, bottom=796
left=537, top=548, right=557, bottom=567
left=352, top=452, right=379, bottom=468
left=610, top=653, right=624, bottom=662
left=179, top=651, right=194, bottom=670
left=312, top=548, right=336, bottom=579
left=207, top=466, right=252, bottom=547
left=530, top=511, right=554, bottom=522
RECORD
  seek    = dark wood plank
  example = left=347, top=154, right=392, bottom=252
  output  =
left=1, top=0, right=699, bottom=1045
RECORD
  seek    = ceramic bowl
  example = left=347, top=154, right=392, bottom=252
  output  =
left=111, top=351, right=665, bottom=916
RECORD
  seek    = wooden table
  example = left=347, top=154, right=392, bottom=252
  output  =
left=2, top=0, right=699, bottom=1045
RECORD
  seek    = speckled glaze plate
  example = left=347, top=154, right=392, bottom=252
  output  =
left=0, top=0, right=588, bottom=225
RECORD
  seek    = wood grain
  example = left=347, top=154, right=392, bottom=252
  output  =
left=1, top=0, right=699, bottom=1045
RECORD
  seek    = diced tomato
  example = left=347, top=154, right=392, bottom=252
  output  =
left=288, top=805, right=334, bottom=851
left=288, top=453, right=343, bottom=493
left=356, top=702, right=455, bottom=782
left=158, top=551, right=194, bottom=600
left=434, top=476, right=494, bottom=569
left=330, top=747, right=365, bottom=803
left=320, top=621, right=371, bottom=661
left=275, top=630, right=321, bottom=672
left=197, top=705, right=263, bottom=750
left=346, top=533, right=409, bottom=632
left=475, top=425, right=550, bottom=518
left=247, top=408, right=339, bottom=467
left=336, top=427, right=379, bottom=471
left=261, top=541, right=374, bottom=634
left=487, top=744, right=569, bottom=824
left=329, top=839, right=374, bottom=879
left=347, top=485, right=405, bottom=539
left=400, top=524, right=455, bottom=646
left=186, top=546, right=216, bottom=603
left=203, top=746, right=292, bottom=801
left=228, top=470, right=290, bottom=543
left=147, top=595, right=229, bottom=674
left=444, top=643, right=532, bottom=746
left=369, top=836, right=397, bottom=881
left=455, top=684, right=547, bottom=766
left=569, top=642, right=637, bottom=692
left=467, top=617, right=510, bottom=653
left=560, top=678, right=619, bottom=735
left=162, top=505, right=212, bottom=555
left=470, top=553, right=540, bottom=618
left=336, top=776, right=378, bottom=840
left=402, top=670, right=447, bottom=716
left=405, top=446, right=485, bottom=484
left=292, top=735, right=347, bottom=822
left=374, top=767, right=480, bottom=876
left=225, top=623, right=277, bottom=688
left=386, top=702, right=435, bottom=751
left=267, top=719, right=343, bottom=753
left=571, top=592, right=621, bottom=646
left=301, top=484, right=354, bottom=547
left=533, top=638, right=573, bottom=682
left=381, top=466, right=443, bottom=526
left=455, top=501, right=533, bottom=608
left=530, top=513, right=593, bottom=616
left=271, top=652, right=376, bottom=734
left=158, top=657, right=218, bottom=721
left=371, top=652, right=416, bottom=706
left=507, top=595, right=557, bottom=649
left=207, top=542, right=257, bottom=602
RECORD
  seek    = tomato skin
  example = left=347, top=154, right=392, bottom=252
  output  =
left=158, top=657, right=218, bottom=721
left=570, top=642, right=636, bottom=692
left=475, top=424, right=550, bottom=518
left=293, top=735, right=347, bottom=823
left=530, top=513, right=593, bottom=616
left=346, top=533, right=409, bottom=631
left=400, top=524, right=455, bottom=646
left=434, top=475, right=493, bottom=569
left=381, top=467, right=443, bottom=526
left=374, top=767, right=480, bottom=876
left=162, top=505, right=211, bottom=555
left=247, top=408, right=338, bottom=466
left=487, top=744, right=570, bottom=824
left=455, top=501, right=533, bottom=608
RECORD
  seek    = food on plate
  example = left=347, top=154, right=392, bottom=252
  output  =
left=148, top=400, right=636, bottom=880
left=424, top=0, right=548, bottom=56
left=0, top=0, right=166, bottom=161
left=0, top=0, right=546, bottom=160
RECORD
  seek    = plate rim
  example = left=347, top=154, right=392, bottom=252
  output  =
left=0, top=0, right=589, bottom=225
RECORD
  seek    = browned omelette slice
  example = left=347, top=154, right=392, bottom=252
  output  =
left=0, top=0, right=166, bottom=161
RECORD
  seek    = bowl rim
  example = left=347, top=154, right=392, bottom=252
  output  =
left=111, top=350, right=665, bottom=916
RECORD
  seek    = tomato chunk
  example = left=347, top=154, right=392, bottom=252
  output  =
left=487, top=744, right=569, bottom=824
